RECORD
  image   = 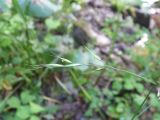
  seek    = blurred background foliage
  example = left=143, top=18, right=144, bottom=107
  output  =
left=0, top=0, right=160, bottom=120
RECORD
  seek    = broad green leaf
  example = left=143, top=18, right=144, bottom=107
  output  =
left=78, top=78, right=87, bottom=85
left=45, top=18, right=61, bottom=30
left=112, top=81, right=123, bottom=91
left=154, top=113, right=160, bottom=120
left=116, top=103, right=125, bottom=113
left=16, top=106, right=30, bottom=119
left=108, top=106, right=119, bottom=118
left=20, top=90, right=35, bottom=104
left=133, top=94, right=145, bottom=105
left=150, top=94, right=160, bottom=108
left=0, top=39, right=12, bottom=47
left=135, top=83, right=144, bottom=93
left=44, top=34, right=60, bottom=45
left=30, top=116, right=40, bottom=120
left=124, top=79, right=135, bottom=90
left=30, top=102, right=45, bottom=114
left=7, top=97, right=20, bottom=108
left=12, top=57, right=22, bottom=64
left=0, top=101, right=6, bottom=112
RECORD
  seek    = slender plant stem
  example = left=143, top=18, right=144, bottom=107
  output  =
left=131, top=87, right=153, bottom=120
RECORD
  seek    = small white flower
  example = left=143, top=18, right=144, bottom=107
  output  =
left=135, top=33, right=148, bottom=48
left=142, top=0, right=159, bottom=7
left=72, top=3, right=81, bottom=11
left=157, top=87, right=160, bottom=100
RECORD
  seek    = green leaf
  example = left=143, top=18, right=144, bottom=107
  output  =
left=46, top=104, right=59, bottom=114
left=20, top=90, right=35, bottom=104
left=154, top=113, right=160, bottom=120
left=0, top=39, right=12, bottom=47
left=12, top=57, right=22, bottom=64
left=85, top=108, right=93, bottom=117
left=108, top=106, right=119, bottom=118
left=124, top=79, right=135, bottom=90
left=30, top=102, right=45, bottom=114
left=14, top=116, right=24, bottom=120
left=44, top=34, right=59, bottom=45
left=45, top=18, right=61, bottom=30
left=135, top=83, right=144, bottom=93
left=78, top=78, right=87, bottom=85
left=133, top=94, right=145, bottom=106
left=150, top=94, right=160, bottom=108
left=30, top=116, right=40, bottom=120
left=0, top=101, right=6, bottom=112
left=116, top=103, right=124, bottom=113
left=7, top=97, right=20, bottom=108
left=16, top=106, right=30, bottom=119
left=112, top=81, right=123, bottom=91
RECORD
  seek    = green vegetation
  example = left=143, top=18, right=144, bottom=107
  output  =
left=0, top=0, right=160, bottom=120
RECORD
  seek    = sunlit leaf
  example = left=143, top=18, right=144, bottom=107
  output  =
left=30, top=116, right=40, bottom=120
left=30, top=102, right=45, bottom=114
left=16, top=106, right=30, bottom=119
left=20, top=90, right=36, bottom=104
left=7, top=97, right=20, bottom=108
left=45, top=18, right=61, bottom=30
